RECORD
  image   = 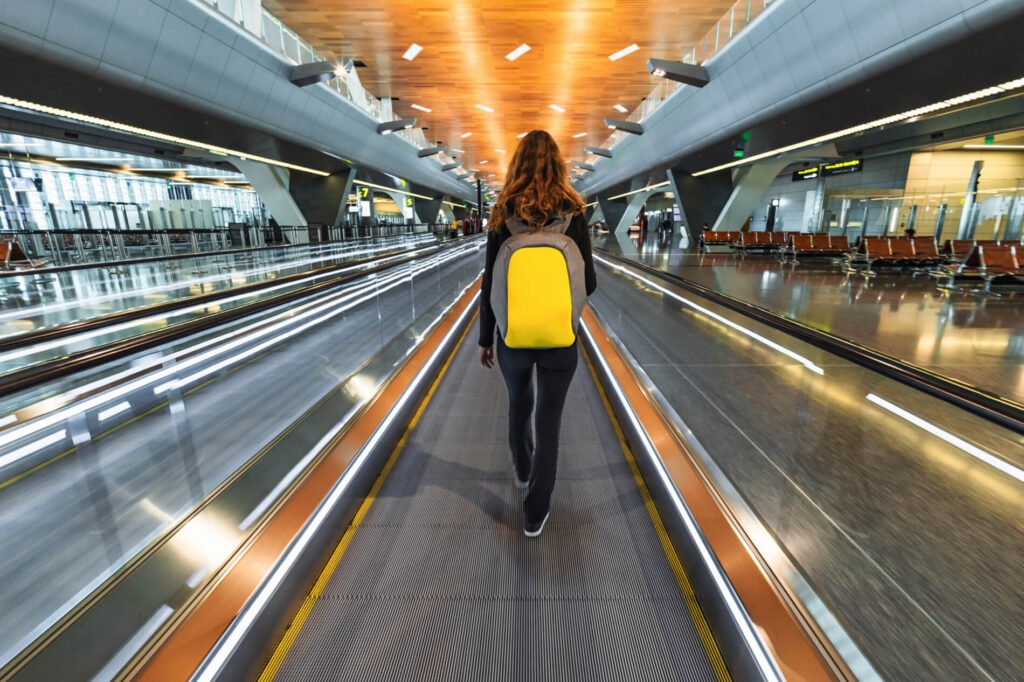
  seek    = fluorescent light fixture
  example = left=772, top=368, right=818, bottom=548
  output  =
left=402, top=44, right=423, bottom=61
left=516, top=132, right=528, bottom=138
left=693, top=76, right=1024, bottom=177
left=460, top=132, right=473, bottom=138
left=0, top=142, right=43, bottom=147
left=613, top=104, right=629, bottom=113
left=417, top=144, right=447, bottom=158
left=410, top=104, right=432, bottom=113
left=478, top=160, right=488, bottom=164
left=963, top=144, right=1024, bottom=149
left=289, top=61, right=342, bottom=87
left=377, top=118, right=417, bottom=135
left=572, top=132, right=587, bottom=138
left=607, top=180, right=670, bottom=200
left=584, top=145, right=613, bottom=158
left=0, top=429, right=67, bottom=468
left=646, top=58, right=710, bottom=87
left=124, top=167, right=183, bottom=172
left=0, top=415, right=15, bottom=428
left=604, top=118, right=644, bottom=135
left=506, top=44, right=531, bottom=61
left=494, top=148, right=505, bottom=153
left=475, top=104, right=495, bottom=113
left=608, top=44, right=639, bottom=61
left=451, top=148, right=464, bottom=153
left=55, top=157, right=130, bottom=163
left=866, top=394, right=1024, bottom=483
left=0, top=94, right=330, bottom=176
left=98, top=401, right=131, bottom=422
left=549, top=104, right=565, bottom=113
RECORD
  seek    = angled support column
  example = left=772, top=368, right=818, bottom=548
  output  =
left=667, top=168, right=734, bottom=245
left=234, top=158, right=307, bottom=227
left=711, top=157, right=792, bottom=231
left=289, top=167, right=355, bottom=226
left=597, top=179, right=649, bottom=233
left=413, top=195, right=443, bottom=225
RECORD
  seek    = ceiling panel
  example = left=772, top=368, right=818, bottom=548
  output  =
left=265, top=0, right=738, bottom=185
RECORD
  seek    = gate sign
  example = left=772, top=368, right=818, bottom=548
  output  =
left=791, top=166, right=821, bottom=182
left=821, top=159, right=863, bottom=176
left=405, top=198, right=413, bottom=207
left=358, top=186, right=370, bottom=198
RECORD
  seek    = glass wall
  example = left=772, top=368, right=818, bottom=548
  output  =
left=0, top=158, right=263, bottom=232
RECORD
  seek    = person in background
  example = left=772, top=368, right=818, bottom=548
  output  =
left=478, top=130, right=597, bottom=538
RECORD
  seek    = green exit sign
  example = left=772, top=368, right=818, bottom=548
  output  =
left=733, top=148, right=745, bottom=158
left=985, top=134, right=995, bottom=145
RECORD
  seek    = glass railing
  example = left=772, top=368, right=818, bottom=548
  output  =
left=592, top=0, right=780, bottom=160
left=197, top=0, right=440, bottom=159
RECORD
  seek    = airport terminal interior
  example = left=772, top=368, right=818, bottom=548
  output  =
left=0, top=1, right=1023, bottom=680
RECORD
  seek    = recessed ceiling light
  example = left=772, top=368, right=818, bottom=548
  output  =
left=609, top=44, right=639, bottom=61
left=410, top=104, right=432, bottom=112
left=402, top=44, right=423, bottom=61
left=506, top=44, right=531, bottom=61
left=494, top=148, right=505, bottom=153
left=572, top=132, right=587, bottom=138
left=460, top=132, right=473, bottom=138
left=451, top=148, right=464, bottom=153
left=613, top=104, right=628, bottom=113
left=479, top=160, right=488, bottom=164
left=516, top=132, right=528, bottom=138
left=549, top=104, right=565, bottom=113
left=475, top=104, right=495, bottom=113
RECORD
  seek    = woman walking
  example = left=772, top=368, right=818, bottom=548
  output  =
left=478, top=130, right=597, bottom=538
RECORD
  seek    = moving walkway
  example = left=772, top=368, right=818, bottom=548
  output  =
left=1, top=236, right=1019, bottom=680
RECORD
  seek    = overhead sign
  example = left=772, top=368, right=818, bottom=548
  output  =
left=792, top=159, right=863, bottom=181
left=821, top=159, right=863, bottom=176
left=791, top=166, right=821, bottom=182
left=358, top=186, right=370, bottom=198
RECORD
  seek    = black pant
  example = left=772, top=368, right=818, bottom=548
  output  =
left=496, top=335, right=578, bottom=523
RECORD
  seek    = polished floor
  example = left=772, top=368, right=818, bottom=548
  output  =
left=595, top=228, right=1024, bottom=405
left=589, top=254, right=1024, bottom=680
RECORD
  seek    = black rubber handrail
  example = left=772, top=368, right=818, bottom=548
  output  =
left=0, top=238, right=480, bottom=400
left=0, top=237, right=466, bottom=353
left=596, top=248, right=1024, bottom=436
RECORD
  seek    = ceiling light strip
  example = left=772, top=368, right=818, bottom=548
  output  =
left=609, top=44, right=639, bottom=61
left=0, top=94, right=330, bottom=176
left=692, top=78, right=1024, bottom=177
left=352, top=179, right=433, bottom=201
left=402, top=44, right=423, bottom=61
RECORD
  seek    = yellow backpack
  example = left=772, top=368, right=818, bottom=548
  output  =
left=490, top=216, right=586, bottom=348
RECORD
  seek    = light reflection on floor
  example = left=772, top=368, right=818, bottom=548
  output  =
left=595, top=228, right=1024, bottom=403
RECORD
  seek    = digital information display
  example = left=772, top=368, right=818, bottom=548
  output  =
left=792, top=159, right=862, bottom=181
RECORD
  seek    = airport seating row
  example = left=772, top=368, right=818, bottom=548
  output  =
left=937, top=244, right=1024, bottom=291
left=0, top=240, right=46, bottom=271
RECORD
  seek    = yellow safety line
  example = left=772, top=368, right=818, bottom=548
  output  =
left=582, top=348, right=732, bottom=682
left=258, top=312, right=477, bottom=681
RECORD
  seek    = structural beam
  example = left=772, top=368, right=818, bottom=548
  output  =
left=646, top=58, right=710, bottom=87
left=585, top=146, right=613, bottom=159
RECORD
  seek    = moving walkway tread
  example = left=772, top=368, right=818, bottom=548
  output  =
left=263, top=332, right=726, bottom=681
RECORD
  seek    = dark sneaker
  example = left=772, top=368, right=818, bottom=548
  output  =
left=524, top=512, right=549, bottom=538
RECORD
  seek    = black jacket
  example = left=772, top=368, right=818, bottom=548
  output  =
left=479, top=213, right=597, bottom=347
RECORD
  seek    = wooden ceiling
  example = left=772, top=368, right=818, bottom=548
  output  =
left=265, top=1, right=738, bottom=186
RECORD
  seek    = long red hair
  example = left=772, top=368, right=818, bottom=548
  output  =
left=489, top=130, right=584, bottom=231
